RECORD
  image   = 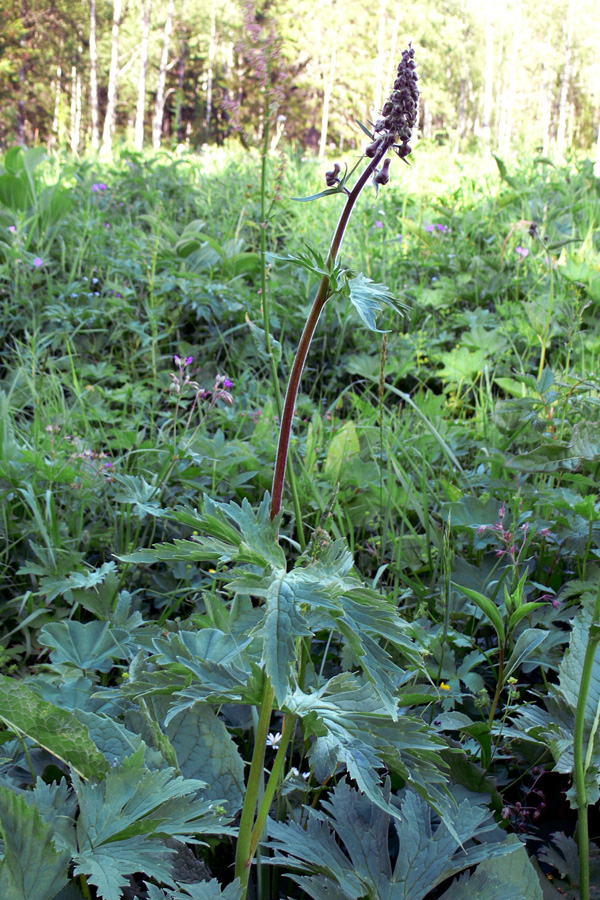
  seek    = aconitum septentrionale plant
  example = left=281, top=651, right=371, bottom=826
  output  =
left=270, top=45, right=419, bottom=521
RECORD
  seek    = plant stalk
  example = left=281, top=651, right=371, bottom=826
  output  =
left=573, top=584, right=600, bottom=900
left=271, top=146, right=388, bottom=518
left=235, top=682, right=275, bottom=889
left=247, top=712, right=296, bottom=860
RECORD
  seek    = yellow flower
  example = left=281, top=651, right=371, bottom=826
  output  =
left=208, top=568, right=216, bottom=574
left=440, top=682, right=451, bottom=691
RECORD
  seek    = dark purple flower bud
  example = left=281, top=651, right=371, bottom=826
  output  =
left=365, top=139, right=382, bottom=158
left=374, top=159, right=391, bottom=187
left=325, top=163, right=341, bottom=186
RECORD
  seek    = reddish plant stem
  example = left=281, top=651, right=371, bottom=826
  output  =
left=271, top=146, right=389, bottom=519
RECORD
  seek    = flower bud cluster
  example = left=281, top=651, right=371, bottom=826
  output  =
left=368, top=44, right=419, bottom=161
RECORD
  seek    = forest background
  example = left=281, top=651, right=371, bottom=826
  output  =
left=1, top=0, right=600, bottom=163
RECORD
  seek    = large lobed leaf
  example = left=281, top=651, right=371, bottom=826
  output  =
left=267, top=779, right=521, bottom=900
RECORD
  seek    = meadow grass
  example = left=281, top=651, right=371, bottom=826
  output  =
left=1, top=141, right=600, bottom=898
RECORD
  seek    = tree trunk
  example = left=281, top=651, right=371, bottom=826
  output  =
left=205, top=0, right=217, bottom=135
left=101, top=0, right=123, bottom=157
left=175, top=30, right=186, bottom=142
left=134, top=0, right=152, bottom=151
left=371, top=0, right=387, bottom=122
left=482, top=0, right=494, bottom=145
left=318, top=40, right=336, bottom=161
left=52, top=64, right=62, bottom=147
left=555, top=0, right=574, bottom=158
left=595, top=115, right=600, bottom=177
left=89, top=0, right=99, bottom=150
left=70, top=60, right=82, bottom=154
left=152, top=0, right=175, bottom=151
left=499, top=0, right=521, bottom=156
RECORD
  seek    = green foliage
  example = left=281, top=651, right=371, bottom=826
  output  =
left=267, top=779, right=526, bottom=900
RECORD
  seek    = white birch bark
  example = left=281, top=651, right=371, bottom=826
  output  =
left=101, top=0, right=123, bottom=157
left=152, top=0, right=175, bottom=150
left=556, top=0, right=574, bottom=158
left=89, top=0, right=99, bottom=150
left=205, top=0, right=217, bottom=132
left=482, top=0, right=494, bottom=145
left=52, top=64, right=62, bottom=146
left=134, top=0, right=152, bottom=151
left=318, top=40, right=336, bottom=161
left=70, top=60, right=82, bottom=154
left=371, top=0, right=387, bottom=122
left=499, top=0, right=521, bottom=156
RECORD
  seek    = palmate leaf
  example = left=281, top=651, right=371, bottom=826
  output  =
left=166, top=703, right=245, bottom=815
left=0, top=676, right=109, bottom=779
left=38, top=619, right=129, bottom=672
left=284, top=675, right=449, bottom=817
left=73, top=837, right=176, bottom=900
left=0, top=785, right=71, bottom=900
left=146, top=878, right=244, bottom=900
left=267, top=779, right=517, bottom=900
left=345, top=273, right=406, bottom=332
left=72, top=747, right=234, bottom=900
left=119, top=492, right=284, bottom=569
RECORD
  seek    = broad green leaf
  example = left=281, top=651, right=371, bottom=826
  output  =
left=0, top=676, right=109, bottom=779
left=258, top=571, right=313, bottom=706
left=166, top=703, right=245, bottom=815
left=346, top=273, right=405, bottom=332
left=0, top=786, right=70, bottom=900
left=38, top=620, right=127, bottom=671
left=268, top=779, right=517, bottom=900
left=453, top=585, right=505, bottom=645
left=146, top=878, right=244, bottom=900
left=324, top=422, right=360, bottom=482
left=477, top=835, right=543, bottom=899
left=73, top=837, right=176, bottom=900
left=112, top=473, right=166, bottom=519
left=507, top=602, right=545, bottom=632
left=504, top=628, right=548, bottom=682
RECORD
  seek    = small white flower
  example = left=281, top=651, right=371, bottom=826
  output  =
left=266, top=732, right=283, bottom=748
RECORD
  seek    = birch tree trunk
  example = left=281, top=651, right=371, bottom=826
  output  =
left=70, top=59, right=82, bottom=154
left=134, top=0, right=152, bottom=151
left=175, top=31, right=186, bottom=142
left=52, top=64, right=62, bottom=147
left=152, top=0, right=175, bottom=151
left=371, top=0, right=387, bottom=122
left=499, top=0, right=521, bottom=156
left=101, top=0, right=123, bottom=157
left=318, top=39, right=336, bottom=161
left=482, top=0, right=494, bottom=145
left=89, top=0, right=99, bottom=150
left=205, top=0, right=217, bottom=134
left=555, top=0, right=574, bottom=158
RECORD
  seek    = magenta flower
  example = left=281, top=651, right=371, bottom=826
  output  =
left=436, top=224, right=448, bottom=233
left=516, top=246, right=529, bottom=258
left=374, top=221, right=384, bottom=229
left=8, top=225, right=16, bottom=234
left=424, top=223, right=435, bottom=233
left=32, top=257, right=44, bottom=267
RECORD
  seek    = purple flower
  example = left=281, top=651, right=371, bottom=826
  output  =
left=223, top=377, right=234, bottom=389
left=32, top=257, right=44, bottom=267
left=92, top=183, right=108, bottom=193
left=515, top=246, right=529, bottom=258
left=436, top=224, right=448, bottom=233
left=424, top=223, right=436, bottom=233
left=374, top=220, right=384, bottom=229
left=8, top=225, right=16, bottom=234
left=185, top=356, right=194, bottom=366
